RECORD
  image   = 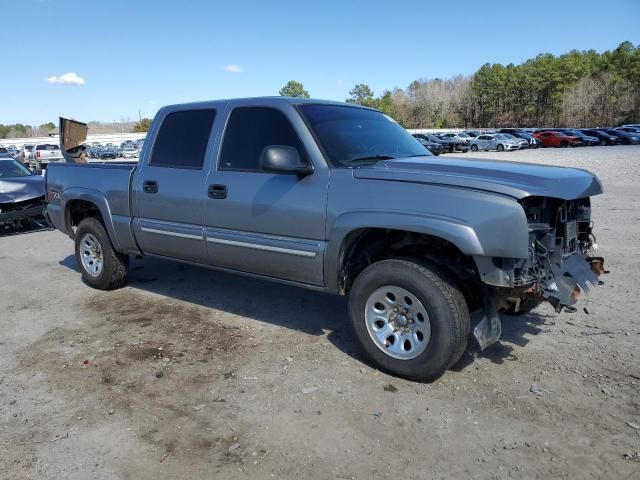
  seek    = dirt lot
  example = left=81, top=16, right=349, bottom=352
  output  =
left=1, top=146, right=639, bottom=480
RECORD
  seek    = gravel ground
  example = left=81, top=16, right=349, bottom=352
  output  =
left=1, top=145, right=639, bottom=479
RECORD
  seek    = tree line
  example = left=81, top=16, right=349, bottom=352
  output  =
left=0, top=122, right=56, bottom=139
left=280, top=41, right=640, bottom=128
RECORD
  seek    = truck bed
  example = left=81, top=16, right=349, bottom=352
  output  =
left=45, top=162, right=138, bottom=250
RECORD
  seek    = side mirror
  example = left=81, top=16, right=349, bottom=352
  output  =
left=32, top=168, right=43, bottom=176
left=260, top=146, right=313, bottom=175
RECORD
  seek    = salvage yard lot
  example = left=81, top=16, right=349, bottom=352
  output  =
left=1, top=146, right=639, bottom=480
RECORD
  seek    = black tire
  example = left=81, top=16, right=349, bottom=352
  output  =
left=560, top=140, right=568, bottom=148
left=348, top=259, right=470, bottom=382
left=471, top=144, right=479, bottom=152
left=449, top=145, right=455, bottom=153
left=496, top=144, right=504, bottom=152
left=75, top=217, right=128, bottom=290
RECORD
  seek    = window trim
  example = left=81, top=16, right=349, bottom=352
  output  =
left=148, top=108, right=217, bottom=170
left=217, top=105, right=309, bottom=173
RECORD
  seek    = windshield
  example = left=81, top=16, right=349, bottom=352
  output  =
left=36, top=144, right=59, bottom=150
left=0, top=159, right=32, bottom=178
left=298, top=104, right=430, bottom=166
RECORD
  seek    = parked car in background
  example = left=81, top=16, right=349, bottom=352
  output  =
left=434, top=134, right=470, bottom=153
left=6, top=145, right=19, bottom=158
left=555, top=129, right=600, bottom=146
left=121, top=145, right=140, bottom=158
left=580, top=129, right=621, bottom=146
left=615, top=126, right=640, bottom=134
left=17, top=144, right=34, bottom=164
left=496, top=129, right=540, bottom=148
left=0, top=157, right=45, bottom=228
left=533, top=131, right=582, bottom=148
left=412, top=133, right=460, bottom=153
left=461, top=130, right=482, bottom=138
left=32, top=143, right=64, bottom=168
left=440, top=132, right=473, bottom=144
left=600, top=128, right=640, bottom=145
left=469, top=133, right=522, bottom=152
left=98, top=146, right=118, bottom=159
left=415, top=136, right=444, bottom=156
left=497, top=133, right=528, bottom=149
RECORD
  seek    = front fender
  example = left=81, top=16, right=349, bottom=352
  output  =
left=324, top=193, right=529, bottom=294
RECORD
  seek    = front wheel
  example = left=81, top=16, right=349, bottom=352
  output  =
left=496, top=144, right=504, bottom=152
left=348, top=259, right=470, bottom=382
left=470, top=144, right=479, bottom=152
left=75, top=217, right=129, bottom=290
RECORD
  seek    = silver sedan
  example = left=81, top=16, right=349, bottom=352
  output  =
left=469, top=134, right=522, bottom=152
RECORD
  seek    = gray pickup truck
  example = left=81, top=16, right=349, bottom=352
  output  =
left=45, top=97, right=606, bottom=381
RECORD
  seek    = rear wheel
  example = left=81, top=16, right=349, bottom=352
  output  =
left=348, top=259, right=470, bottom=381
left=75, top=217, right=128, bottom=290
left=496, top=144, right=504, bottom=152
left=560, top=140, right=569, bottom=148
left=471, top=144, right=479, bottom=152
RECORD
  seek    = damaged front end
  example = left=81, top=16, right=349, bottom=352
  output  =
left=473, top=196, right=607, bottom=350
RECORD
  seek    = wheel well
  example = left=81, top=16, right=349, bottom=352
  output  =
left=66, top=200, right=103, bottom=229
left=338, top=228, right=482, bottom=309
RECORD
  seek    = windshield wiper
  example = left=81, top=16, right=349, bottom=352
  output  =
left=346, top=154, right=397, bottom=165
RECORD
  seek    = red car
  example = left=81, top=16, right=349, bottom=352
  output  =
left=533, top=131, right=582, bottom=147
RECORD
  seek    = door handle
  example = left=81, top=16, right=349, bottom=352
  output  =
left=208, top=184, right=227, bottom=199
left=143, top=180, right=158, bottom=194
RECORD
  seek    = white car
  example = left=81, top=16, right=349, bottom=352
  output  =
left=469, top=134, right=522, bottom=152
left=121, top=146, right=140, bottom=159
left=32, top=143, right=64, bottom=168
left=440, top=132, right=474, bottom=143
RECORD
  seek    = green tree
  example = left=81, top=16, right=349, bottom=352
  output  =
left=279, top=80, right=310, bottom=98
left=132, top=118, right=152, bottom=132
left=346, top=83, right=378, bottom=108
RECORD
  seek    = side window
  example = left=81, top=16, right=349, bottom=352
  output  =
left=149, top=109, right=216, bottom=169
left=219, top=107, right=302, bottom=171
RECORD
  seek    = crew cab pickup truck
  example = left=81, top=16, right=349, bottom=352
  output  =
left=45, top=98, right=606, bottom=381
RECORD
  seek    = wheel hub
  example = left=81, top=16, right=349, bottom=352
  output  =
left=365, top=286, right=431, bottom=360
left=80, top=233, right=104, bottom=277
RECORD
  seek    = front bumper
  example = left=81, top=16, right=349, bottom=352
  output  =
left=0, top=198, right=45, bottom=225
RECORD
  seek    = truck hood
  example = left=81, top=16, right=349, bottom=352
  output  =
left=352, top=157, right=603, bottom=200
left=0, top=175, right=45, bottom=203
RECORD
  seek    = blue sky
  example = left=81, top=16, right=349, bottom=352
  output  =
left=2, top=0, right=639, bottom=125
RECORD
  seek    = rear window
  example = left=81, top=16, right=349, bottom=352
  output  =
left=36, top=144, right=59, bottom=150
left=25, top=145, right=34, bottom=151
left=150, top=109, right=216, bottom=169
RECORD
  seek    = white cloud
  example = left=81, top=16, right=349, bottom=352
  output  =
left=223, top=64, right=242, bottom=73
left=46, top=72, right=86, bottom=86
left=337, top=79, right=345, bottom=86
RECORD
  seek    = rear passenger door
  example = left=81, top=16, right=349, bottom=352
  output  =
left=132, top=108, right=218, bottom=263
left=203, top=105, right=329, bottom=286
